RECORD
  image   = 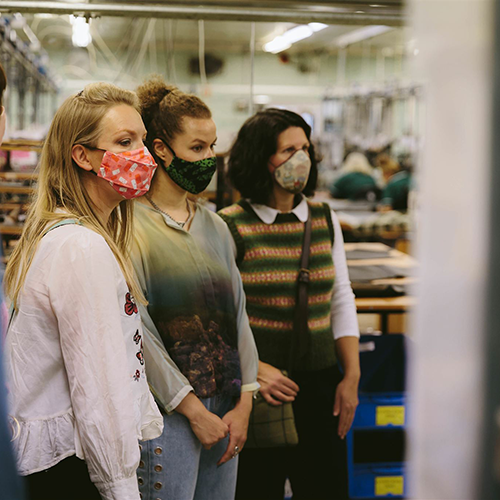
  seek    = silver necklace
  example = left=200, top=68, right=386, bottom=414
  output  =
left=146, top=194, right=192, bottom=228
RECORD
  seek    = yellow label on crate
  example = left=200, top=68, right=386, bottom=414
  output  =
left=375, top=476, right=404, bottom=496
left=376, top=406, right=405, bottom=426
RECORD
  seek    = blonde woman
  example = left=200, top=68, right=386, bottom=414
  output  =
left=4, top=83, right=162, bottom=500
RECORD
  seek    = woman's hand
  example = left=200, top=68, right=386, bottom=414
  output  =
left=258, top=361, right=299, bottom=406
left=333, top=376, right=359, bottom=439
left=189, top=410, right=230, bottom=450
left=218, top=392, right=253, bottom=466
left=334, top=337, right=361, bottom=439
left=176, top=392, right=229, bottom=449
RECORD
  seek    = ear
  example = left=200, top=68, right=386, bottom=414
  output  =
left=153, top=138, right=173, bottom=164
left=72, top=144, right=95, bottom=172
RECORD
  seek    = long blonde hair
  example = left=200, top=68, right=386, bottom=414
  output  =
left=4, top=82, right=145, bottom=307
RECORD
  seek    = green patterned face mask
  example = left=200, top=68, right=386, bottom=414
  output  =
left=159, top=138, right=217, bottom=194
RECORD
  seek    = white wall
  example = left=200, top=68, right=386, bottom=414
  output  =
left=39, top=47, right=407, bottom=150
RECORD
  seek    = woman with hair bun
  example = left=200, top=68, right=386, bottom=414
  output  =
left=132, top=76, right=259, bottom=500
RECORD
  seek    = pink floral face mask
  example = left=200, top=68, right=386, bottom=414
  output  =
left=90, top=146, right=158, bottom=199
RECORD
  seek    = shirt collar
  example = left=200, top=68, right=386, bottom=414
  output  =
left=248, top=195, right=309, bottom=225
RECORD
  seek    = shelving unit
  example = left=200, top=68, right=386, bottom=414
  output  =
left=0, top=139, right=40, bottom=260
left=0, top=140, right=44, bottom=153
left=0, top=225, right=23, bottom=235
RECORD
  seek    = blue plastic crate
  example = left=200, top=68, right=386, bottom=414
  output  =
left=347, top=335, right=410, bottom=498
left=348, top=462, right=408, bottom=499
left=353, top=393, right=407, bottom=429
left=347, top=393, right=408, bottom=499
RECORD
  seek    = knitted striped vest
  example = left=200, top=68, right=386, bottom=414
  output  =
left=219, top=200, right=337, bottom=371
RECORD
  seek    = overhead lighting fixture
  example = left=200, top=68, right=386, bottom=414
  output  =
left=254, top=95, right=271, bottom=105
left=335, top=25, right=392, bottom=48
left=264, top=23, right=328, bottom=54
left=264, top=36, right=292, bottom=54
left=309, top=23, right=329, bottom=33
left=12, top=13, right=26, bottom=28
left=282, top=25, right=313, bottom=44
left=70, top=15, right=92, bottom=48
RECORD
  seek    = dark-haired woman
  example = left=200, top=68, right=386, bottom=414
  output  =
left=218, top=108, right=360, bottom=500
left=131, top=76, right=259, bottom=500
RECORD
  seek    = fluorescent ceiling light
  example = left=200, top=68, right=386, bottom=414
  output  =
left=254, top=95, right=271, bottom=105
left=264, top=36, right=292, bottom=54
left=11, top=13, right=26, bottom=29
left=264, top=23, right=328, bottom=54
left=335, top=25, right=392, bottom=48
left=70, top=16, right=92, bottom=48
left=282, top=25, right=313, bottom=44
left=309, top=23, right=329, bottom=33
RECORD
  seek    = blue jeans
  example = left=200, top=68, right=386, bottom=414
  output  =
left=138, top=395, right=238, bottom=500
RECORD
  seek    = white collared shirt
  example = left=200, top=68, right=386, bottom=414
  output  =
left=228, top=196, right=360, bottom=340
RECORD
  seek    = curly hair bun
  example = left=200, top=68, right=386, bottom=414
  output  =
left=136, top=75, right=177, bottom=123
left=136, top=74, right=211, bottom=145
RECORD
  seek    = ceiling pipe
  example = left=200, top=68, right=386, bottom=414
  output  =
left=0, top=1, right=404, bottom=26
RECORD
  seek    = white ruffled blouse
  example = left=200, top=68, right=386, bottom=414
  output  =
left=4, top=224, right=163, bottom=500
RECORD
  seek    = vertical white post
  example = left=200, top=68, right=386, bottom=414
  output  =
left=410, top=0, right=494, bottom=498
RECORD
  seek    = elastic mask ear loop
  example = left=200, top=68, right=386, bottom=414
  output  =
left=155, top=137, right=177, bottom=170
left=156, top=137, right=177, bottom=157
left=79, top=144, right=105, bottom=177
left=272, top=150, right=297, bottom=173
left=281, top=149, right=301, bottom=168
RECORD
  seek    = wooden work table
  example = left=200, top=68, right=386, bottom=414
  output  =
left=345, top=242, right=416, bottom=268
left=345, top=242, right=417, bottom=334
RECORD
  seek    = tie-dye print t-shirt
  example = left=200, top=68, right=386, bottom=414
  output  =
left=132, top=201, right=244, bottom=401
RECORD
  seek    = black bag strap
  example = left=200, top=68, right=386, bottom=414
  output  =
left=288, top=204, right=312, bottom=374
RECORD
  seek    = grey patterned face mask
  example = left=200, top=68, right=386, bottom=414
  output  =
left=273, top=149, right=311, bottom=194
